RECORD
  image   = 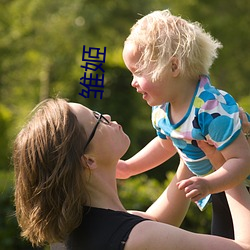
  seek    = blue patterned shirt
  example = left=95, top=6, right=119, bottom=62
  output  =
left=152, top=75, right=242, bottom=176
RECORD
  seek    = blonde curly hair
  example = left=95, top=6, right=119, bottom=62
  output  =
left=13, top=98, right=88, bottom=246
left=125, top=9, right=222, bottom=81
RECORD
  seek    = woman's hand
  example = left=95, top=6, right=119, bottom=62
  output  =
left=239, top=107, right=250, bottom=140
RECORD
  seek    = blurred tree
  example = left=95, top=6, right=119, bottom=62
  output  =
left=0, top=171, right=43, bottom=250
left=185, top=0, right=250, bottom=100
left=0, top=104, right=12, bottom=169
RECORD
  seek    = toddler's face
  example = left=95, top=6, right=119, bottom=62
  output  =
left=123, top=43, right=174, bottom=106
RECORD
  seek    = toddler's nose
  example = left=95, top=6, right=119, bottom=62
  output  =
left=131, top=77, right=138, bottom=88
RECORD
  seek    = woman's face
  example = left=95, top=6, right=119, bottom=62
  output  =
left=68, top=103, right=130, bottom=160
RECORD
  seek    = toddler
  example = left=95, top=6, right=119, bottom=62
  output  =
left=118, top=9, right=250, bottom=238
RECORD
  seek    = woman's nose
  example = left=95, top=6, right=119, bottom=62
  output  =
left=103, top=114, right=111, bottom=123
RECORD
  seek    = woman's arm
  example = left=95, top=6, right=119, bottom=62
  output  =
left=145, top=159, right=192, bottom=226
left=125, top=183, right=250, bottom=250
left=225, top=184, right=250, bottom=245
left=240, top=108, right=250, bottom=144
left=128, top=159, right=192, bottom=226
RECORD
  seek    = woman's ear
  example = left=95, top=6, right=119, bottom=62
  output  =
left=82, top=155, right=97, bottom=169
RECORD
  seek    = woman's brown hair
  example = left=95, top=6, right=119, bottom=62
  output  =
left=13, top=98, right=88, bottom=246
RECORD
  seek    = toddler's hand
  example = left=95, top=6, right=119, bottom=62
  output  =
left=177, top=176, right=211, bottom=202
left=116, top=160, right=131, bottom=179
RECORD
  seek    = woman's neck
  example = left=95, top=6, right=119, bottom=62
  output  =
left=84, top=165, right=126, bottom=212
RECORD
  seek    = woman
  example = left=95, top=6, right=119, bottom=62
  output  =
left=13, top=98, right=250, bottom=249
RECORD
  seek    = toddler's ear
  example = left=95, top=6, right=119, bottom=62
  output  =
left=171, top=63, right=178, bottom=72
left=171, top=57, right=180, bottom=76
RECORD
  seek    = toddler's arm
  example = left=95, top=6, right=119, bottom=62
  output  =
left=116, top=137, right=176, bottom=179
left=178, top=132, right=250, bottom=201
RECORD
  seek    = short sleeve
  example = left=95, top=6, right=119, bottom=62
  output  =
left=197, top=89, right=241, bottom=150
left=151, top=105, right=170, bottom=140
left=156, top=130, right=168, bottom=139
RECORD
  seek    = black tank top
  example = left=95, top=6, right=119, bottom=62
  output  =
left=66, top=206, right=148, bottom=250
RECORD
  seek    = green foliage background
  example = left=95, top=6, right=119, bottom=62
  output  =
left=0, top=0, right=249, bottom=249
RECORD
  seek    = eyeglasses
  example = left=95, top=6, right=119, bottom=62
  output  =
left=84, top=111, right=110, bottom=151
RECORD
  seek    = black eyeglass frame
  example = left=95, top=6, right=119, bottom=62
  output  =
left=84, top=111, right=109, bottom=151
